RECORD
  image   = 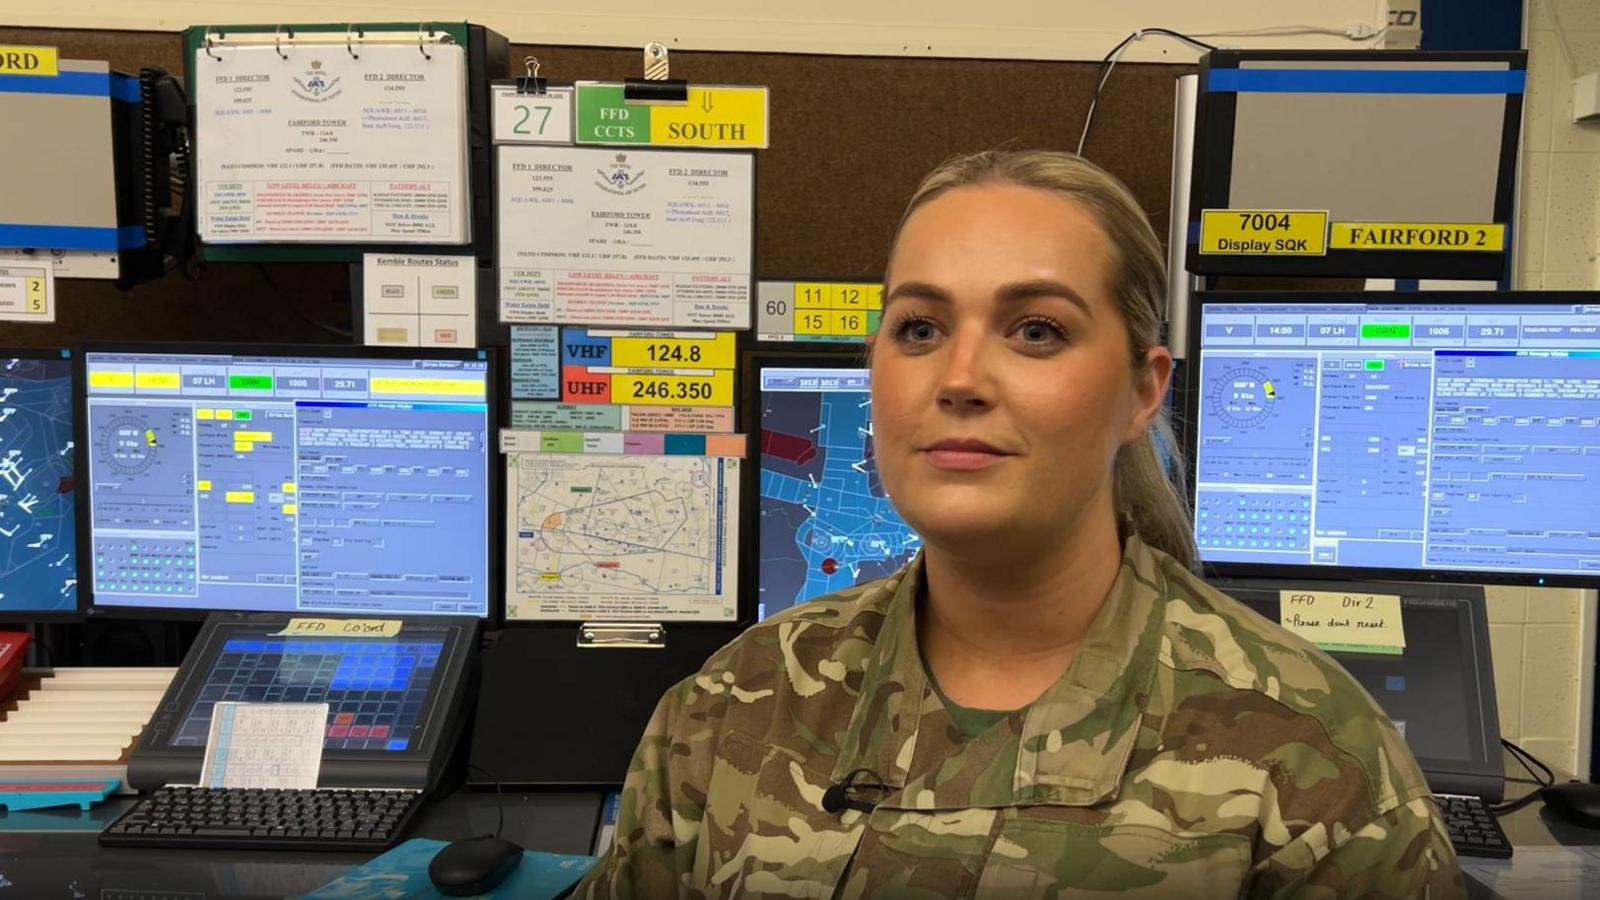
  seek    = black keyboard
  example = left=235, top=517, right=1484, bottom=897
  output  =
left=98, top=785, right=423, bottom=852
left=1439, top=793, right=1513, bottom=859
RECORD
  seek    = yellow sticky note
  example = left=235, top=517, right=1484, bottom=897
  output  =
left=273, top=618, right=403, bottom=638
left=1279, top=590, right=1405, bottom=654
left=196, top=409, right=215, bottom=420
left=282, top=483, right=297, bottom=494
left=196, top=480, right=213, bottom=492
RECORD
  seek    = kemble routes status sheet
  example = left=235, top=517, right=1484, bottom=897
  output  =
left=194, top=42, right=471, bottom=244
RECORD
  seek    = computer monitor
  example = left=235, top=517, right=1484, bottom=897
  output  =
left=0, top=349, right=79, bottom=618
left=745, top=351, right=920, bottom=621
left=1189, top=292, right=1600, bottom=587
left=79, top=346, right=495, bottom=618
left=1222, top=581, right=1501, bottom=801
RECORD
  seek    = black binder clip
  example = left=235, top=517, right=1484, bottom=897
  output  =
left=516, top=56, right=547, bottom=96
left=624, top=42, right=687, bottom=105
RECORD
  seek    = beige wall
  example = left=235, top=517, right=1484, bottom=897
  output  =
left=5, top=1, right=1388, bottom=61
left=1497, top=0, right=1600, bottom=779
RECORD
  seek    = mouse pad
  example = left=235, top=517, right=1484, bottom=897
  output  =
left=298, top=838, right=597, bottom=899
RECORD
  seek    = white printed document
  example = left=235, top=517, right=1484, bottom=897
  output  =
left=195, top=41, right=470, bottom=244
left=199, top=701, right=328, bottom=789
left=497, top=145, right=753, bottom=328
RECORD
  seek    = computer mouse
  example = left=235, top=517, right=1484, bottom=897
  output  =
left=427, top=834, right=524, bottom=897
left=1541, top=781, right=1600, bottom=829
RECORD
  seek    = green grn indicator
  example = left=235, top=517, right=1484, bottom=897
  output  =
left=229, top=375, right=273, bottom=391
left=235, top=410, right=253, bottom=420
left=1364, top=359, right=1385, bottom=371
left=1361, top=323, right=1411, bottom=340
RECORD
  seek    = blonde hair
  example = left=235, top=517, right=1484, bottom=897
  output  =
left=890, top=149, right=1196, bottom=569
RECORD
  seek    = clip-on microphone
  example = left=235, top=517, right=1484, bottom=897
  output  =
left=821, top=768, right=892, bottom=815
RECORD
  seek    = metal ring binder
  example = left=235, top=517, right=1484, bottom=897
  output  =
left=204, top=29, right=222, bottom=60
left=346, top=24, right=363, bottom=59
left=419, top=23, right=435, bottom=60
left=275, top=25, right=294, bottom=60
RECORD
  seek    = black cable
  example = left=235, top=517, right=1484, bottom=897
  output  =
left=28, top=639, right=55, bottom=668
left=466, top=763, right=505, bottom=840
left=1503, top=738, right=1553, bottom=787
left=1077, top=28, right=1219, bottom=158
left=1491, top=738, right=1555, bottom=816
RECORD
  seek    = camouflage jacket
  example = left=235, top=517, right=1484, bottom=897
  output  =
left=576, top=535, right=1464, bottom=899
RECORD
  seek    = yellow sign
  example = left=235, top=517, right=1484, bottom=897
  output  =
left=610, top=332, right=736, bottom=369
left=796, top=283, right=883, bottom=310
left=0, top=46, right=59, bottom=77
left=613, top=371, right=734, bottom=407
left=1329, top=222, right=1505, bottom=252
left=1200, top=210, right=1328, bottom=256
left=1279, top=590, right=1406, bottom=654
left=272, top=618, right=403, bottom=638
left=650, top=87, right=768, bottom=148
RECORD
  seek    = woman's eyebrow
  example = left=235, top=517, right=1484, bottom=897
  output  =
left=884, top=279, right=1092, bottom=316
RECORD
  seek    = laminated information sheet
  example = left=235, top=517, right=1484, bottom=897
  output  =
left=199, top=701, right=328, bottom=789
left=497, top=145, right=753, bottom=328
left=505, top=445, right=741, bottom=622
left=194, top=41, right=470, bottom=244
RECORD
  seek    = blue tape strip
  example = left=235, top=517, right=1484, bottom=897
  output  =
left=0, top=224, right=146, bottom=251
left=0, top=71, right=140, bottom=101
left=110, top=74, right=141, bottom=103
left=1206, top=68, right=1525, bottom=95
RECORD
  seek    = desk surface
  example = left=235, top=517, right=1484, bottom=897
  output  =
left=0, top=752, right=1593, bottom=898
left=0, top=787, right=602, bottom=898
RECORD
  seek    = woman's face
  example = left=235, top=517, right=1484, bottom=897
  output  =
left=871, top=182, right=1170, bottom=558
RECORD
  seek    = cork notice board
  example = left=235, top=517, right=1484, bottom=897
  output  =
left=0, top=27, right=1188, bottom=349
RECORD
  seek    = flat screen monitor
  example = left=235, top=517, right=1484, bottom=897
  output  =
left=746, top=352, right=920, bottom=621
left=1188, top=50, right=1524, bottom=280
left=127, top=613, right=478, bottom=791
left=80, top=346, right=495, bottom=617
left=1189, top=292, right=1600, bottom=587
left=1222, top=581, right=1500, bottom=800
left=0, top=349, right=78, bottom=617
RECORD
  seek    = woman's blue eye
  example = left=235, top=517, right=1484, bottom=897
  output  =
left=1016, top=318, right=1066, bottom=344
left=907, top=320, right=937, bottom=341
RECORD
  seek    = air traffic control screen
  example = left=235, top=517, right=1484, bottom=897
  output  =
left=84, top=349, right=492, bottom=616
left=1192, top=296, right=1600, bottom=585
left=0, top=352, right=77, bottom=615
left=756, top=366, right=920, bottom=620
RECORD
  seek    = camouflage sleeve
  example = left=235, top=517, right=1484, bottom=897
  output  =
left=1251, top=795, right=1465, bottom=899
left=571, top=677, right=707, bottom=900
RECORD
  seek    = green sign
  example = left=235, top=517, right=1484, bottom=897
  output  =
left=576, top=85, right=649, bottom=145
left=229, top=375, right=273, bottom=391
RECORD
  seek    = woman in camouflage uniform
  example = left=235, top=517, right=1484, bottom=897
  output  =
left=577, top=150, right=1463, bottom=899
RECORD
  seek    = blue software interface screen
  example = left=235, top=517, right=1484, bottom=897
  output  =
left=1194, top=300, right=1600, bottom=578
left=0, top=355, right=76, bottom=614
left=84, top=352, right=491, bottom=616
left=758, top=368, right=920, bottom=620
left=170, top=633, right=446, bottom=753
